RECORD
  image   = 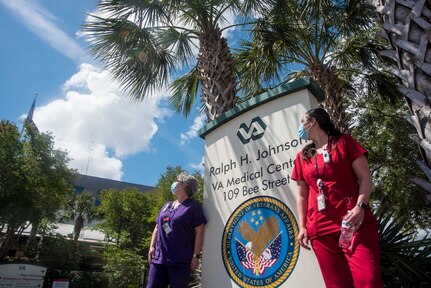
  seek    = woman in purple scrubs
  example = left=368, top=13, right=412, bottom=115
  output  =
left=147, top=172, right=207, bottom=288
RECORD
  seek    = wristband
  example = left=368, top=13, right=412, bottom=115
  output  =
left=356, top=201, right=368, bottom=209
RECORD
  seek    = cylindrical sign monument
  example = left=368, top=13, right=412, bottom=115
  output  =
left=199, top=78, right=325, bottom=287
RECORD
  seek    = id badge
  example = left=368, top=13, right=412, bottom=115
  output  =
left=162, top=222, right=172, bottom=234
left=317, top=193, right=326, bottom=211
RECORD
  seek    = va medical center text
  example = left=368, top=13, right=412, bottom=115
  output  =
left=209, top=138, right=305, bottom=202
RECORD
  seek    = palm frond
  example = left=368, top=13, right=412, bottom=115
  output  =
left=84, top=16, right=177, bottom=100
left=377, top=207, right=431, bottom=287
left=169, top=66, right=200, bottom=117
left=189, top=267, right=202, bottom=288
left=235, top=40, right=282, bottom=96
left=97, top=0, right=171, bottom=27
left=159, top=27, right=197, bottom=67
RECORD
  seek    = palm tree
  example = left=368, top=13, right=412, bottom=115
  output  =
left=235, top=0, right=398, bottom=132
left=376, top=207, right=431, bottom=286
left=84, top=0, right=266, bottom=121
left=235, top=5, right=431, bottom=285
left=59, top=192, right=97, bottom=241
left=371, top=0, right=431, bottom=202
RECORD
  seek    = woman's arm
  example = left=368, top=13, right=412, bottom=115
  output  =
left=190, top=223, right=205, bottom=270
left=296, top=180, right=310, bottom=250
left=347, top=154, right=372, bottom=230
left=148, top=224, right=158, bottom=263
left=352, top=154, right=372, bottom=204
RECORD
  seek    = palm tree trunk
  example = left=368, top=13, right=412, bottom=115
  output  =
left=198, top=28, right=238, bottom=121
left=309, top=61, right=350, bottom=133
left=373, top=0, right=431, bottom=201
left=29, top=221, right=39, bottom=243
left=74, top=215, right=84, bottom=241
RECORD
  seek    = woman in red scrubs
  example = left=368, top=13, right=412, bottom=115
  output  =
left=291, top=108, right=383, bottom=287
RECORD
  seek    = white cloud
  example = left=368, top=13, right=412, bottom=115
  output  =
left=0, top=0, right=88, bottom=63
left=180, top=114, right=206, bottom=145
left=220, top=9, right=238, bottom=38
left=189, top=156, right=204, bottom=174
left=32, top=64, right=170, bottom=180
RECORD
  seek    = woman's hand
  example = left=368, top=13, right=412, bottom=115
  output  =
left=298, top=227, right=311, bottom=250
left=296, top=181, right=310, bottom=250
left=148, top=225, right=158, bottom=263
left=148, top=246, right=155, bottom=263
left=345, top=206, right=365, bottom=231
left=190, top=256, right=200, bottom=271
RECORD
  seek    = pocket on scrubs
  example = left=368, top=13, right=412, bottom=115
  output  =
left=306, top=207, right=317, bottom=237
left=153, top=242, right=161, bottom=260
left=174, top=241, right=193, bottom=263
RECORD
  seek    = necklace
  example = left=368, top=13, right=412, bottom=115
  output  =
left=314, top=153, right=326, bottom=190
left=314, top=153, right=327, bottom=211
left=173, top=200, right=181, bottom=209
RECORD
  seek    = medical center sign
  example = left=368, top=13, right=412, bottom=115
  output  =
left=199, top=78, right=325, bottom=288
left=210, top=117, right=300, bottom=200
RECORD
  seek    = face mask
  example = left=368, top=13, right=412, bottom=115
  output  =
left=171, top=181, right=178, bottom=194
left=298, top=123, right=309, bottom=140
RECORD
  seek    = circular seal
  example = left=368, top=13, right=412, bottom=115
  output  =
left=222, top=196, right=299, bottom=288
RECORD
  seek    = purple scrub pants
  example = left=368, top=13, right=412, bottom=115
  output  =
left=147, top=263, right=190, bottom=288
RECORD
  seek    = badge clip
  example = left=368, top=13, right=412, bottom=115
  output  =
left=317, top=178, right=324, bottom=190
left=323, top=149, right=330, bottom=163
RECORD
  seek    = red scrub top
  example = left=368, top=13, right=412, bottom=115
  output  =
left=291, top=134, right=375, bottom=239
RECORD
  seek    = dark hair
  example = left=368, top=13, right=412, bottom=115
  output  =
left=302, top=107, right=342, bottom=159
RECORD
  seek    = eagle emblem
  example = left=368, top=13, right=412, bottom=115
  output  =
left=222, top=196, right=299, bottom=288
left=237, top=216, right=281, bottom=276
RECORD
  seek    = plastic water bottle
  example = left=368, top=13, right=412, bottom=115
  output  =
left=339, top=211, right=354, bottom=249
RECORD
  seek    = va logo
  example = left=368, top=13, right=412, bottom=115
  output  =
left=222, top=196, right=299, bottom=287
left=237, top=117, right=267, bottom=144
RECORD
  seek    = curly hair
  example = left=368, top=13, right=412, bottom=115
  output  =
left=177, top=172, right=199, bottom=197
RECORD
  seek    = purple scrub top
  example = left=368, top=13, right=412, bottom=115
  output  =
left=152, top=198, right=207, bottom=266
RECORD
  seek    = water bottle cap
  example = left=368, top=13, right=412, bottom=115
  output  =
left=341, top=220, right=350, bottom=228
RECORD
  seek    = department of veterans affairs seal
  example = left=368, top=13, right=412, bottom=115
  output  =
left=222, top=196, right=299, bottom=288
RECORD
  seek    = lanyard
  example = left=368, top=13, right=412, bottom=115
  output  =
left=314, top=153, right=326, bottom=192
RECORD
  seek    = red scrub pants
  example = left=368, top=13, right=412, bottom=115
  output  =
left=311, top=224, right=384, bottom=288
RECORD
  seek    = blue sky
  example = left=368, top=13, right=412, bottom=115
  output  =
left=0, top=0, right=214, bottom=187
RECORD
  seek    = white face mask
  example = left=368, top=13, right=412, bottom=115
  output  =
left=171, top=181, right=178, bottom=194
